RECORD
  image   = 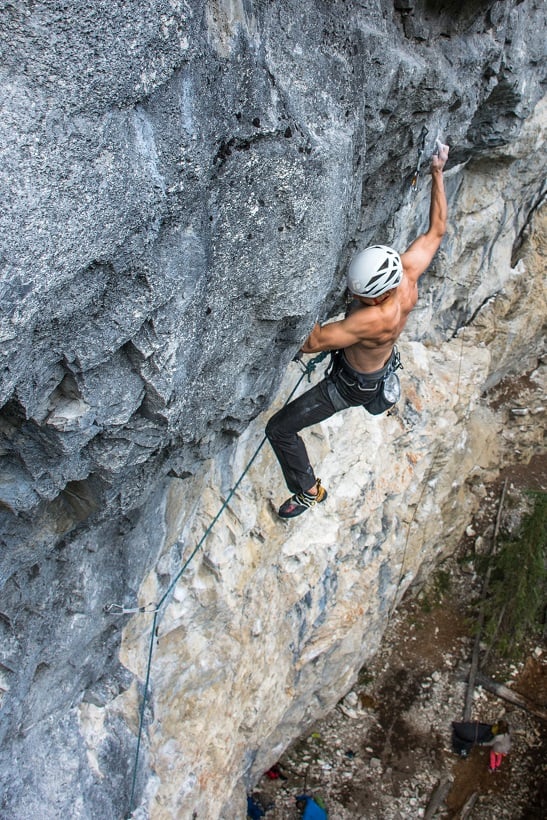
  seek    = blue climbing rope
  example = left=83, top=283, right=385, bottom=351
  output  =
left=119, top=351, right=328, bottom=817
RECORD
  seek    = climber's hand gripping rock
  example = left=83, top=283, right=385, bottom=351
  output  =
left=431, top=138, right=449, bottom=172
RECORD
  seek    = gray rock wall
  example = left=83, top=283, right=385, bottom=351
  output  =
left=0, top=1, right=545, bottom=817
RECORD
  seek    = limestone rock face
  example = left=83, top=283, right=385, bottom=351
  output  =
left=0, top=2, right=545, bottom=818
left=120, top=201, right=545, bottom=820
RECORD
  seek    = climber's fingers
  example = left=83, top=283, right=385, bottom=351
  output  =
left=432, top=139, right=449, bottom=171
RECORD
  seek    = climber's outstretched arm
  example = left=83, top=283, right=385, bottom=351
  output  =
left=401, top=141, right=449, bottom=283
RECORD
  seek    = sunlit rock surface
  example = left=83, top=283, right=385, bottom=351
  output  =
left=0, top=1, right=545, bottom=817
left=119, top=196, right=545, bottom=820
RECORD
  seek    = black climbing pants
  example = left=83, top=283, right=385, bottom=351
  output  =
left=266, top=350, right=399, bottom=495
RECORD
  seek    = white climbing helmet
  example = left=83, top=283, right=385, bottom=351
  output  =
left=347, top=245, right=403, bottom=297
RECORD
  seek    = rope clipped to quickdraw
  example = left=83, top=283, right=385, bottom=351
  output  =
left=115, top=350, right=329, bottom=818
left=293, top=349, right=329, bottom=381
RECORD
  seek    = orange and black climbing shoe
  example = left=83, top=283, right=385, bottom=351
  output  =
left=277, top=479, right=328, bottom=519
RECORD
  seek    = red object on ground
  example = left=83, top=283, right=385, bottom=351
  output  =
left=264, top=767, right=281, bottom=780
left=489, top=750, right=505, bottom=771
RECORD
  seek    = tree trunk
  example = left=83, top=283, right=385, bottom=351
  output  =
left=475, top=673, right=547, bottom=722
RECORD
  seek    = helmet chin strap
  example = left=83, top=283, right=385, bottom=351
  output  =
left=356, top=290, right=394, bottom=306
left=373, top=291, right=393, bottom=305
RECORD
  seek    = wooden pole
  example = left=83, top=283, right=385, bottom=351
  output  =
left=423, top=775, right=452, bottom=819
left=475, top=672, right=547, bottom=722
left=459, top=792, right=478, bottom=819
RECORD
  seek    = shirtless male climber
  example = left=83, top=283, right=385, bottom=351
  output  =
left=266, top=139, right=449, bottom=518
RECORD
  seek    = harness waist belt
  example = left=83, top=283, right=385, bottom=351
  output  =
left=339, top=347, right=398, bottom=383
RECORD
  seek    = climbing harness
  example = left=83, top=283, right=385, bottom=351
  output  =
left=110, top=351, right=329, bottom=818
left=325, top=346, right=403, bottom=416
left=410, top=125, right=429, bottom=190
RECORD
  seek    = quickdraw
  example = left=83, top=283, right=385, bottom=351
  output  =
left=104, top=603, right=158, bottom=615
left=411, top=125, right=429, bottom=190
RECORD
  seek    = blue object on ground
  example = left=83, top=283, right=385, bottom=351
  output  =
left=247, top=795, right=265, bottom=819
left=296, top=795, right=328, bottom=819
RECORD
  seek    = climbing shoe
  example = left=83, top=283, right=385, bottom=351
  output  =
left=277, top=479, right=328, bottom=519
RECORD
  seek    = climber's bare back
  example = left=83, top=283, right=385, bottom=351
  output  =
left=342, top=273, right=419, bottom=372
